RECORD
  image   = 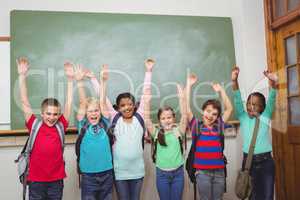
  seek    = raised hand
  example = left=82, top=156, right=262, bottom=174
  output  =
left=231, top=66, right=240, bottom=81
left=211, top=83, right=223, bottom=93
left=73, top=64, right=85, bottom=81
left=64, top=61, right=74, bottom=80
left=17, top=57, right=30, bottom=76
left=263, top=69, right=278, bottom=89
left=100, top=64, right=109, bottom=81
left=187, top=73, right=198, bottom=86
left=145, top=58, right=155, bottom=72
left=263, top=70, right=278, bottom=83
left=84, top=68, right=95, bottom=79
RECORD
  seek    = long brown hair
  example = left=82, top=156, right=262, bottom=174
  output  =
left=157, top=106, right=176, bottom=146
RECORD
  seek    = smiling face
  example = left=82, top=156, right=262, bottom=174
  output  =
left=86, top=102, right=101, bottom=125
left=202, top=104, right=219, bottom=127
left=118, top=97, right=135, bottom=119
left=41, top=105, right=61, bottom=127
left=159, top=109, right=176, bottom=131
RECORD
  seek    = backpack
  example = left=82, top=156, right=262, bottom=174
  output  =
left=108, top=112, right=147, bottom=149
left=14, top=118, right=65, bottom=200
left=75, top=117, right=114, bottom=187
left=185, top=118, right=227, bottom=200
left=151, top=126, right=186, bottom=163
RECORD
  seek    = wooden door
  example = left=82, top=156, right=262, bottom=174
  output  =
left=271, top=20, right=300, bottom=200
left=264, top=1, right=300, bottom=199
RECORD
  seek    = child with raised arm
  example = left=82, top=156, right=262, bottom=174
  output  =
left=85, top=59, right=154, bottom=200
left=144, top=72, right=187, bottom=200
left=74, top=64, right=113, bottom=200
left=186, top=73, right=233, bottom=200
left=17, top=57, right=73, bottom=200
left=231, top=66, right=278, bottom=200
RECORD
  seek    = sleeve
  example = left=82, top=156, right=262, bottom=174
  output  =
left=233, top=89, right=246, bottom=118
left=25, top=114, right=36, bottom=134
left=136, top=71, right=152, bottom=117
left=77, top=118, right=87, bottom=135
left=101, top=116, right=111, bottom=127
left=188, top=116, right=198, bottom=139
left=58, top=115, right=69, bottom=131
left=262, top=88, right=277, bottom=118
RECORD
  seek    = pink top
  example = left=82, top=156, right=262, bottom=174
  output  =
left=26, top=114, right=68, bottom=182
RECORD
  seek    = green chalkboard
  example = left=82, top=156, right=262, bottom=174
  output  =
left=11, top=10, right=236, bottom=129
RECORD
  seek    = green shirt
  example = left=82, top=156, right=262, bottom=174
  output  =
left=234, top=88, right=277, bottom=154
left=151, top=127, right=184, bottom=170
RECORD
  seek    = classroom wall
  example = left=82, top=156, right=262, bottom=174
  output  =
left=0, top=0, right=269, bottom=199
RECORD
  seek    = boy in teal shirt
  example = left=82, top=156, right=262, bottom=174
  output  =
left=74, top=64, right=113, bottom=200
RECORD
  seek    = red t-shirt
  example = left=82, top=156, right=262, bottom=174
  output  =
left=26, top=114, right=68, bottom=182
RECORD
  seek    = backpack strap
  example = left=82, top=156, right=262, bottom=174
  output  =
left=55, top=121, right=65, bottom=152
left=151, top=128, right=158, bottom=163
left=75, top=120, right=89, bottom=188
left=133, top=112, right=147, bottom=149
left=111, top=112, right=122, bottom=128
left=216, top=117, right=227, bottom=192
left=27, top=118, right=43, bottom=153
left=173, top=126, right=185, bottom=155
left=109, top=112, right=146, bottom=149
left=133, top=112, right=146, bottom=134
left=186, top=119, right=202, bottom=200
left=20, top=118, right=42, bottom=200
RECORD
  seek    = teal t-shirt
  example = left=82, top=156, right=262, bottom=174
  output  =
left=152, top=127, right=184, bottom=170
left=77, top=117, right=113, bottom=173
left=233, top=88, right=277, bottom=154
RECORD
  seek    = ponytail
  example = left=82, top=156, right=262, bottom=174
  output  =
left=157, top=127, right=167, bottom=146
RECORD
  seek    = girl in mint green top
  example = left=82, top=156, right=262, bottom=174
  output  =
left=151, top=126, right=184, bottom=170
left=232, top=66, right=278, bottom=200
left=144, top=81, right=187, bottom=200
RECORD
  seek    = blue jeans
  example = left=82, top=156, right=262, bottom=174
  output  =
left=196, top=169, right=225, bottom=200
left=115, top=177, right=143, bottom=200
left=81, top=169, right=113, bottom=200
left=29, top=180, right=63, bottom=200
left=156, top=165, right=184, bottom=200
left=243, top=152, right=275, bottom=200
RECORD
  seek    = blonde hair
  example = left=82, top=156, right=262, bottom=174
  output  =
left=86, top=97, right=100, bottom=109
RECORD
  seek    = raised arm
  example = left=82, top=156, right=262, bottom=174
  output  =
left=85, top=69, right=116, bottom=118
left=99, top=64, right=110, bottom=119
left=73, top=64, right=87, bottom=121
left=144, top=87, right=155, bottom=134
left=185, top=73, right=198, bottom=122
left=231, top=66, right=240, bottom=91
left=263, top=70, right=278, bottom=117
left=63, top=62, right=74, bottom=121
left=17, top=57, right=33, bottom=122
left=211, top=83, right=233, bottom=122
left=231, top=66, right=245, bottom=117
left=137, top=58, right=154, bottom=116
left=263, top=70, right=278, bottom=90
left=177, top=84, right=188, bottom=134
